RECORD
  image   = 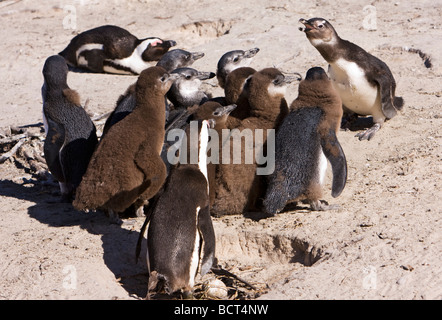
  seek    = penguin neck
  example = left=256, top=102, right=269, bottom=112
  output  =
left=250, top=93, right=288, bottom=124
left=135, top=89, right=166, bottom=122
left=42, top=79, right=69, bottom=101
left=311, top=35, right=343, bottom=63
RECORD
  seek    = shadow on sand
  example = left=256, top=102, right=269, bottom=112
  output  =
left=0, top=177, right=148, bottom=298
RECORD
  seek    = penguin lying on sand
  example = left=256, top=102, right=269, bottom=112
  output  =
left=263, top=67, right=347, bottom=215
left=73, top=67, right=179, bottom=223
left=41, top=55, right=98, bottom=202
left=59, top=25, right=176, bottom=75
left=144, top=120, right=216, bottom=299
left=299, top=18, right=404, bottom=140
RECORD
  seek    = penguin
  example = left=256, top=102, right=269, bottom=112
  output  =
left=299, top=17, right=404, bottom=140
left=191, top=102, right=237, bottom=206
left=102, top=67, right=212, bottom=136
left=144, top=119, right=216, bottom=299
left=223, top=66, right=256, bottom=129
left=167, top=67, right=215, bottom=111
left=101, top=83, right=137, bottom=137
left=263, top=67, right=347, bottom=215
left=211, top=68, right=294, bottom=217
left=59, top=25, right=177, bottom=75
left=72, top=66, right=179, bottom=223
left=41, top=55, right=98, bottom=202
left=156, top=49, right=205, bottom=72
left=216, top=47, right=260, bottom=89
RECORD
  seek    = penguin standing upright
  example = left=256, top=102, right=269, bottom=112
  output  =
left=211, top=68, right=294, bottom=217
left=73, top=67, right=179, bottom=223
left=263, top=67, right=347, bottom=214
left=41, top=55, right=98, bottom=201
left=59, top=25, right=176, bottom=75
left=145, top=120, right=216, bottom=299
left=299, top=18, right=404, bottom=140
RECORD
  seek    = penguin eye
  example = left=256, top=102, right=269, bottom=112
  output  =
left=213, top=108, right=223, bottom=116
left=160, top=75, right=167, bottom=82
left=273, top=76, right=283, bottom=85
left=233, top=56, right=239, bottom=63
left=318, top=24, right=324, bottom=29
left=185, top=75, right=192, bottom=80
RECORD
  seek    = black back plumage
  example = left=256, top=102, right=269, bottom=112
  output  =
left=42, top=55, right=98, bottom=198
left=263, top=107, right=323, bottom=214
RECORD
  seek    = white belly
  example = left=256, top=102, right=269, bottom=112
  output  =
left=329, top=59, right=381, bottom=118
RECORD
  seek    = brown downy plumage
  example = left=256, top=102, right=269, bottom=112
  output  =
left=211, top=68, right=294, bottom=217
left=73, top=66, right=178, bottom=222
left=263, top=67, right=347, bottom=215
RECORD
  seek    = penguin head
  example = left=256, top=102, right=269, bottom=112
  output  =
left=136, top=66, right=180, bottom=97
left=156, top=49, right=205, bottom=71
left=216, top=47, right=260, bottom=87
left=167, top=68, right=215, bottom=108
left=257, top=68, right=295, bottom=98
left=299, top=18, right=338, bottom=46
left=43, top=55, right=69, bottom=88
left=304, top=67, right=329, bottom=81
left=139, top=38, right=177, bottom=62
left=192, top=101, right=237, bottom=130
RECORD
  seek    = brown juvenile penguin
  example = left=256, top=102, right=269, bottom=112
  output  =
left=263, top=67, right=347, bottom=214
left=299, top=17, right=404, bottom=140
left=73, top=66, right=179, bottom=223
left=211, top=68, right=294, bottom=217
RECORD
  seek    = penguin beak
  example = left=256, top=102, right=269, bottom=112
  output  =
left=191, top=52, right=205, bottom=61
left=161, top=40, right=177, bottom=48
left=223, top=104, right=237, bottom=115
left=195, top=71, right=216, bottom=80
left=214, top=104, right=237, bottom=117
left=299, top=19, right=313, bottom=32
left=244, top=47, right=260, bottom=58
left=283, top=72, right=303, bottom=83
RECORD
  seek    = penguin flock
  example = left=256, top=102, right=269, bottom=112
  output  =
left=41, top=18, right=403, bottom=299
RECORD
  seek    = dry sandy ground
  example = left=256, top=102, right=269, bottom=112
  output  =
left=0, top=0, right=441, bottom=300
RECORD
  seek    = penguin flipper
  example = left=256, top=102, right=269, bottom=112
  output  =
left=43, top=117, right=66, bottom=182
left=372, top=71, right=398, bottom=119
left=320, top=129, right=347, bottom=198
left=197, top=205, right=216, bottom=276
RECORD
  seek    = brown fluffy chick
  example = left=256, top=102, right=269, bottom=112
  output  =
left=211, top=68, right=294, bottom=217
left=73, top=66, right=178, bottom=223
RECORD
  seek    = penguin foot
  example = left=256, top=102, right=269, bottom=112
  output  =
left=355, top=123, right=381, bottom=141
left=310, top=200, right=340, bottom=211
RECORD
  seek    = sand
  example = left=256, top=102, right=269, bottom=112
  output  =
left=0, top=0, right=440, bottom=300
